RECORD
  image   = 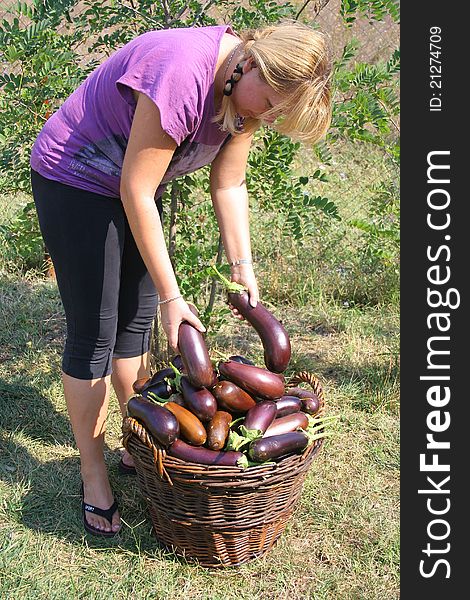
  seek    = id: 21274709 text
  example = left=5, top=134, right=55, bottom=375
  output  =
left=429, top=26, right=443, bottom=112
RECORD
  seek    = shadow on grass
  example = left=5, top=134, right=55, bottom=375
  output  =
left=0, top=378, right=72, bottom=445
left=0, top=382, right=185, bottom=561
left=0, top=376, right=188, bottom=561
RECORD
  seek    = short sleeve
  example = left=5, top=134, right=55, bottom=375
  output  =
left=116, top=42, right=207, bottom=146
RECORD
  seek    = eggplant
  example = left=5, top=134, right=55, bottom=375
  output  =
left=229, top=355, right=255, bottom=366
left=126, top=395, right=179, bottom=446
left=164, top=401, right=207, bottom=446
left=178, top=320, right=216, bottom=389
left=132, top=367, right=175, bottom=394
left=243, top=400, right=277, bottom=434
left=286, top=387, right=321, bottom=415
left=141, top=378, right=174, bottom=400
left=227, top=291, right=291, bottom=373
left=249, top=431, right=309, bottom=462
left=301, top=396, right=320, bottom=416
left=147, top=366, right=175, bottom=384
left=275, top=395, right=302, bottom=417
left=170, top=354, right=185, bottom=373
left=263, top=412, right=309, bottom=437
left=168, top=439, right=244, bottom=466
left=217, top=360, right=285, bottom=400
left=206, top=411, right=232, bottom=450
left=286, top=387, right=317, bottom=399
left=132, top=377, right=150, bottom=394
left=180, top=376, right=217, bottom=422
left=225, top=400, right=276, bottom=452
left=212, top=380, right=256, bottom=413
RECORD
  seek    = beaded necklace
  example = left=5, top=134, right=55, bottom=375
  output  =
left=222, top=42, right=242, bottom=85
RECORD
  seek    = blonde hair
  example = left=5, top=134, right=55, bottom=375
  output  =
left=214, top=21, right=333, bottom=145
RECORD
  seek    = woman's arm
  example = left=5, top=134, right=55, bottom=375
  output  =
left=210, top=131, right=259, bottom=308
left=121, top=92, right=205, bottom=348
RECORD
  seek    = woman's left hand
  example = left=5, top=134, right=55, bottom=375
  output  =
left=229, top=263, right=259, bottom=319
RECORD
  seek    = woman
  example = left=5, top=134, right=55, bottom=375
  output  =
left=30, top=20, right=332, bottom=537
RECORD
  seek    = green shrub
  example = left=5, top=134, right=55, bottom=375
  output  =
left=0, top=201, right=45, bottom=271
left=0, top=0, right=400, bottom=314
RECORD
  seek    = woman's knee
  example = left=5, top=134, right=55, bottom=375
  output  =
left=62, top=332, right=117, bottom=380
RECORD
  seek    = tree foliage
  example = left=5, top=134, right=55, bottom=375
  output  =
left=0, top=2, right=89, bottom=191
left=340, top=0, right=399, bottom=25
left=332, top=41, right=400, bottom=159
left=0, top=0, right=400, bottom=311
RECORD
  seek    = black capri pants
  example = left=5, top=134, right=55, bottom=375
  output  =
left=31, top=170, right=159, bottom=380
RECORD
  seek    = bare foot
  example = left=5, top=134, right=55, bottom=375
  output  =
left=81, top=469, right=121, bottom=534
left=120, top=448, right=135, bottom=469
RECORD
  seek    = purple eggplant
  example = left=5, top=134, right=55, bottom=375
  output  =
left=286, top=387, right=321, bottom=415
left=229, top=355, right=255, bottom=366
left=301, top=396, right=320, bottom=416
left=126, top=395, right=179, bottom=446
left=263, top=412, right=309, bottom=437
left=178, top=319, right=216, bottom=389
left=180, top=376, right=217, bottom=422
left=170, top=354, right=185, bottom=373
left=212, top=380, right=256, bottom=413
left=141, top=378, right=174, bottom=400
left=217, top=360, right=285, bottom=400
left=133, top=377, right=150, bottom=394
left=286, top=387, right=317, bottom=399
left=132, top=367, right=175, bottom=394
left=147, top=366, right=175, bottom=383
left=228, top=291, right=291, bottom=373
left=249, top=431, right=309, bottom=462
left=243, top=400, right=277, bottom=433
left=275, top=395, right=302, bottom=417
left=168, top=439, right=244, bottom=466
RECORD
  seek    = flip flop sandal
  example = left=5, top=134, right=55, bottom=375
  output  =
left=118, top=457, right=137, bottom=476
left=81, top=483, right=120, bottom=538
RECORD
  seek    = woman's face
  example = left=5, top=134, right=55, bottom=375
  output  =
left=230, top=58, right=284, bottom=123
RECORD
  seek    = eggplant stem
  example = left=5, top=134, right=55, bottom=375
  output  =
left=307, top=415, right=339, bottom=425
left=147, top=391, right=169, bottom=404
left=169, top=364, right=182, bottom=391
left=169, top=363, right=181, bottom=376
left=244, top=458, right=276, bottom=467
left=306, top=415, right=339, bottom=429
left=306, top=431, right=334, bottom=443
left=210, top=264, right=246, bottom=293
left=237, top=455, right=250, bottom=469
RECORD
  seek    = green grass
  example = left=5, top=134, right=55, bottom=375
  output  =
left=0, top=267, right=399, bottom=599
left=0, top=136, right=399, bottom=599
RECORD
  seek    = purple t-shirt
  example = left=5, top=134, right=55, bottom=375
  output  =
left=30, top=25, right=236, bottom=198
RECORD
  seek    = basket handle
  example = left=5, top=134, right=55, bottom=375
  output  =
left=122, top=416, right=173, bottom=485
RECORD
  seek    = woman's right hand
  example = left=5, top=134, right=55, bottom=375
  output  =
left=159, top=297, right=206, bottom=351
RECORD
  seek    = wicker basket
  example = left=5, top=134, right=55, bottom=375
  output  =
left=122, top=371, right=325, bottom=568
